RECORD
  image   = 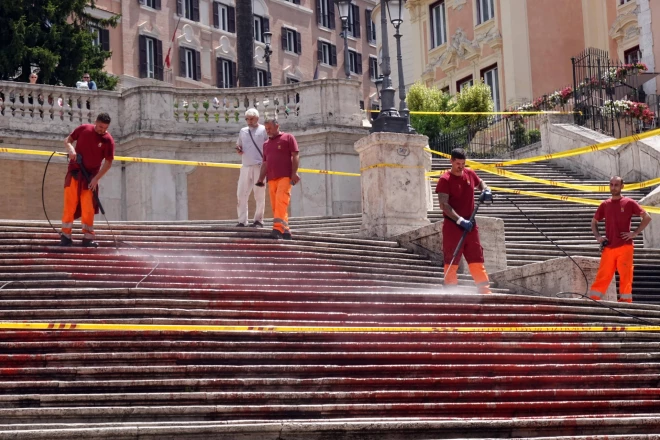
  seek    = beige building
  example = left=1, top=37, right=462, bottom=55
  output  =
left=377, top=0, right=660, bottom=109
left=88, top=0, right=379, bottom=107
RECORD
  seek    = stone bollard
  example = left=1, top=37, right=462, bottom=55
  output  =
left=355, top=132, right=431, bottom=238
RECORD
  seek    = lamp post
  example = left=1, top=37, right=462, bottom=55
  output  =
left=263, top=31, right=273, bottom=86
left=386, top=0, right=415, bottom=133
left=373, top=74, right=384, bottom=120
left=370, top=0, right=409, bottom=133
left=336, top=0, right=352, bottom=79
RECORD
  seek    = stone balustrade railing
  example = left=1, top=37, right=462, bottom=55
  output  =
left=0, top=79, right=363, bottom=139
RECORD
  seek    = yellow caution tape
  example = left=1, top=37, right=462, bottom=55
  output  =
left=0, top=321, right=659, bottom=332
left=489, top=185, right=660, bottom=214
left=425, top=149, right=660, bottom=192
left=492, top=128, right=660, bottom=167
left=361, top=163, right=426, bottom=172
left=0, top=148, right=361, bottom=177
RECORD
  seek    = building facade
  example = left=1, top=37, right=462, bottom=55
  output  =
left=88, top=0, right=378, bottom=106
left=397, top=0, right=659, bottom=109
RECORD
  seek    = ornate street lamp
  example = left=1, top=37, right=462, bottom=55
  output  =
left=263, top=31, right=273, bottom=86
left=386, top=0, right=415, bottom=133
left=370, top=0, right=410, bottom=133
left=335, top=0, right=352, bottom=79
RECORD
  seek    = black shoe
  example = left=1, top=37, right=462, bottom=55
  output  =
left=235, top=222, right=246, bottom=227
left=82, top=239, right=99, bottom=248
left=270, top=230, right=283, bottom=240
left=59, top=235, right=72, bottom=247
left=282, top=232, right=292, bottom=240
left=250, top=221, right=264, bottom=228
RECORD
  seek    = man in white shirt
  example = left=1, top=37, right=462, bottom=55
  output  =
left=236, top=108, right=268, bottom=227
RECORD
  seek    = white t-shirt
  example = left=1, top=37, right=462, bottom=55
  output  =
left=237, top=124, right=268, bottom=166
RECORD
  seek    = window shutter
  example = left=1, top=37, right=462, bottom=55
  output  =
left=154, top=0, right=161, bottom=9
left=179, top=47, right=186, bottom=77
left=231, top=61, right=237, bottom=88
left=356, top=53, right=362, bottom=74
left=328, top=0, right=335, bottom=29
left=138, top=35, right=147, bottom=78
left=176, top=0, right=182, bottom=16
left=281, top=27, right=288, bottom=50
left=155, top=39, right=163, bottom=80
left=294, top=0, right=300, bottom=4
left=194, top=50, right=201, bottom=81
left=216, top=58, right=224, bottom=88
left=228, top=6, right=236, bottom=33
left=100, top=29, right=110, bottom=52
left=317, top=41, right=323, bottom=63
left=365, top=9, right=371, bottom=42
left=368, top=57, right=373, bottom=77
left=213, top=2, right=219, bottom=28
left=295, top=31, right=302, bottom=54
left=330, top=44, right=337, bottom=66
left=353, top=5, right=360, bottom=38
left=192, top=0, right=200, bottom=21
left=315, top=0, right=321, bottom=25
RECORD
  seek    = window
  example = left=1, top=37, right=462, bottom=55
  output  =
left=365, top=9, right=377, bottom=44
left=90, top=26, right=110, bottom=51
left=139, top=35, right=163, bottom=80
left=287, top=78, right=300, bottom=84
left=317, top=40, right=337, bottom=66
left=347, top=4, right=360, bottom=38
left=213, top=3, right=235, bottom=32
left=138, top=0, right=161, bottom=10
left=179, top=47, right=201, bottom=81
left=369, top=56, right=378, bottom=80
left=481, top=65, right=500, bottom=111
left=254, top=15, right=269, bottom=43
left=285, top=0, right=301, bottom=3
left=457, top=75, right=473, bottom=92
left=441, top=86, right=449, bottom=94
left=430, top=1, right=447, bottom=48
left=176, top=0, right=199, bottom=21
left=282, top=27, right=302, bottom=54
left=316, top=0, right=335, bottom=29
left=217, top=57, right=236, bottom=88
left=625, top=45, right=641, bottom=64
left=348, top=50, right=362, bottom=75
left=476, top=0, right=494, bottom=25
left=256, top=68, right=268, bottom=87
left=619, top=0, right=632, bottom=4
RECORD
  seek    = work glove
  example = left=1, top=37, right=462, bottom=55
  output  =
left=456, top=216, right=474, bottom=232
left=480, top=188, right=493, bottom=204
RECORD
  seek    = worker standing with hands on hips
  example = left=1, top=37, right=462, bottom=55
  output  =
left=589, top=176, right=651, bottom=303
left=436, top=148, right=493, bottom=294
left=255, top=118, right=300, bottom=240
left=60, top=113, right=115, bottom=247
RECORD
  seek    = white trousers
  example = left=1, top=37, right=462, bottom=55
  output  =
left=236, top=164, right=265, bottom=225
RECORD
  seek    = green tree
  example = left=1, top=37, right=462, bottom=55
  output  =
left=0, top=0, right=119, bottom=90
left=450, top=80, right=494, bottom=131
left=406, top=82, right=455, bottom=139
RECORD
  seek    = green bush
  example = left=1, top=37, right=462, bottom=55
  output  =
left=528, top=129, right=541, bottom=144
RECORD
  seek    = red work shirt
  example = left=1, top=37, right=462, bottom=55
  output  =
left=594, top=197, right=644, bottom=248
left=263, top=132, right=299, bottom=180
left=435, top=168, right=481, bottom=220
left=68, top=124, right=115, bottom=176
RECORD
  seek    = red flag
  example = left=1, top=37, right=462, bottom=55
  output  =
left=165, top=17, right=182, bottom=69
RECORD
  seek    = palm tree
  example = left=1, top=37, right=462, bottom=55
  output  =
left=236, top=1, right=255, bottom=88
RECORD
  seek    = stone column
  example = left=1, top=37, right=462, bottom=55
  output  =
left=355, top=132, right=430, bottom=238
left=640, top=186, right=660, bottom=249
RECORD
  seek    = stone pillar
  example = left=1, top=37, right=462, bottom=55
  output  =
left=355, top=132, right=430, bottom=238
left=640, top=186, right=660, bottom=249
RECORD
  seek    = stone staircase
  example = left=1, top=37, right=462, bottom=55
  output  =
left=1, top=160, right=660, bottom=438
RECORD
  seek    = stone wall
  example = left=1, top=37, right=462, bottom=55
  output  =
left=0, top=79, right=366, bottom=221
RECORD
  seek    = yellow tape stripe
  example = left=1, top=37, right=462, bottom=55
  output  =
left=0, top=148, right=360, bottom=177
left=366, top=110, right=577, bottom=115
left=0, top=322, right=659, bottom=332
left=424, top=148, right=660, bottom=192
left=361, top=164, right=426, bottom=172
left=489, top=185, right=660, bottom=214
left=493, top=128, right=660, bottom=167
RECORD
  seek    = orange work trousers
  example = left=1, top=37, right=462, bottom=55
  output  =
left=268, top=177, right=292, bottom=234
left=61, top=177, right=95, bottom=240
left=589, top=243, right=634, bottom=303
left=444, top=262, right=492, bottom=294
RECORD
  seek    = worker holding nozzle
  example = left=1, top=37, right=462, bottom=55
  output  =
left=436, top=148, right=493, bottom=294
left=589, top=176, right=651, bottom=303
